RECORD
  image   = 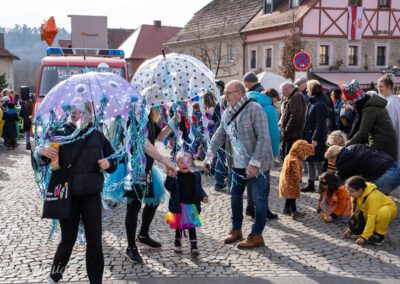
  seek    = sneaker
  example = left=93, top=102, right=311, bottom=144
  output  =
left=126, top=247, right=143, bottom=264
left=367, top=234, right=385, bottom=246
left=174, top=239, right=182, bottom=253
left=190, top=240, right=199, bottom=256
left=292, top=211, right=306, bottom=220
left=137, top=235, right=162, bottom=248
left=282, top=208, right=292, bottom=215
left=267, top=211, right=278, bottom=220
left=47, top=278, right=60, bottom=284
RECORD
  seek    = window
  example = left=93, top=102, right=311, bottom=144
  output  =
left=376, top=46, right=387, bottom=66
left=349, top=0, right=362, bottom=6
left=250, top=49, right=257, bottom=70
left=319, top=45, right=330, bottom=66
left=263, top=0, right=272, bottom=14
left=348, top=46, right=358, bottom=66
left=289, top=0, right=304, bottom=8
left=227, top=45, right=234, bottom=62
left=264, top=47, right=272, bottom=68
left=378, top=0, right=389, bottom=8
left=213, top=47, right=220, bottom=64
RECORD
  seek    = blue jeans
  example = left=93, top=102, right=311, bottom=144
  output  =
left=215, top=148, right=228, bottom=188
left=231, top=168, right=268, bottom=234
left=247, top=171, right=271, bottom=213
left=373, top=165, right=400, bottom=195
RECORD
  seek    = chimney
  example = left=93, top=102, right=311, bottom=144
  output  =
left=154, top=20, right=162, bottom=27
left=0, top=33, right=4, bottom=49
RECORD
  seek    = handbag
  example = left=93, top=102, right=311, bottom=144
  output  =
left=42, top=135, right=90, bottom=220
left=348, top=190, right=374, bottom=235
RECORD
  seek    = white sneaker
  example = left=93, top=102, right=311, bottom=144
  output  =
left=47, top=277, right=60, bottom=284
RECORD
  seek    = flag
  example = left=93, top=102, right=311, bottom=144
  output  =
left=348, top=6, right=363, bottom=40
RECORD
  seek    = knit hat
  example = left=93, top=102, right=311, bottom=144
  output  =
left=339, top=79, right=366, bottom=105
left=243, top=72, right=258, bottom=83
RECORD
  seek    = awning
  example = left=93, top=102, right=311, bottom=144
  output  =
left=312, top=72, right=400, bottom=88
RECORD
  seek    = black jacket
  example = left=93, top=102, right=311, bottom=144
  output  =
left=336, top=144, right=395, bottom=181
left=303, top=94, right=329, bottom=161
left=249, top=83, right=264, bottom=93
left=165, top=171, right=207, bottom=214
left=51, top=123, right=117, bottom=196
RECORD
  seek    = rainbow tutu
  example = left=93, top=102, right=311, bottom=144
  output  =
left=165, top=203, right=203, bottom=229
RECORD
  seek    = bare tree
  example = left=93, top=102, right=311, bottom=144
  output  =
left=280, top=9, right=303, bottom=80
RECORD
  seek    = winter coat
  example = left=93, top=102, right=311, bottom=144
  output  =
left=346, top=95, right=397, bottom=160
left=303, top=94, right=329, bottom=162
left=249, top=83, right=264, bottom=93
left=19, top=105, right=32, bottom=132
left=335, top=144, right=396, bottom=182
left=352, top=182, right=397, bottom=240
left=281, top=88, right=307, bottom=140
left=384, top=95, right=400, bottom=163
left=2, top=109, right=19, bottom=140
left=247, top=91, right=280, bottom=157
left=41, top=123, right=117, bottom=196
left=164, top=171, right=207, bottom=214
left=318, top=185, right=351, bottom=219
left=279, top=140, right=314, bottom=199
left=0, top=108, right=4, bottom=137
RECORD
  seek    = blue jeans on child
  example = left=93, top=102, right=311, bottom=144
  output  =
left=230, top=168, right=268, bottom=235
left=373, top=165, right=400, bottom=195
left=214, top=148, right=228, bottom=189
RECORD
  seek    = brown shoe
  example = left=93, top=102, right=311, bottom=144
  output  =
left=237, top=233, right=265, bottom=249
left=224, top=229, right=244, bottom=244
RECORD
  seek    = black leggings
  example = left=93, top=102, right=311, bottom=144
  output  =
left=125, top=200, right=158, bottom=248
left=284, top=199, right=297, bottom=213
left=175, top=228, right=197, bottom=240
left=50, top=193, right=103, bottom=284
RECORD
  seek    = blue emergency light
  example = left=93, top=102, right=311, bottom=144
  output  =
left=46, top=48, right=125, bottom=58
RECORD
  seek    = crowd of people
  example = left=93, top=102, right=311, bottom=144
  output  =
left=3, top=71, right=399, bottom=284
left=0, top=88, right=33, bottom=149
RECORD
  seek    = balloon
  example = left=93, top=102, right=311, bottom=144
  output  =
left=40, top=16, right=58, bottom=46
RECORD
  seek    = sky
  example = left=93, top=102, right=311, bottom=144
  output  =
left=0, top=0, right=212, bottom=31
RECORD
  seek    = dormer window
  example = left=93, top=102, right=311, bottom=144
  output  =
left=289, top=0, right=304, bottom=9
left=263, top=0, right=273, bottom=14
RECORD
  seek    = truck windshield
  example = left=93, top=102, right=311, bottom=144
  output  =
left=39, top=66, right=125, bottom=97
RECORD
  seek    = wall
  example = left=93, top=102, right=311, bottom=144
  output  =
left=0, top=59, right=14, bottom=90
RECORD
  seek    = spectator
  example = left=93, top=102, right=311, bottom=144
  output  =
left=242, top=72, right=264, bottom=92
left=0, top=99, right=4, bottom=140
left=263, top=88, right=281, bottom=118
left=294, top=77, right=308, bottom=103
left=206, top=80, right=274, bottom=249
left=341, top=79, right=397, bottom=160
left=325, top=144, right=400, bottom=195
left=317, top=172, right=351, bottom=222
left=378, top=74, right=400, bottom=163
left=302, top=80, right=329, bottom=193
left=343, top=176, right=397, bottom=246
left=19, top=100, right=33, bottom=150
left=2, top=102, right=19, bottom=148
left=279, top=82, right=307, bottom=159
left=331, top=88, right=344, bottom=130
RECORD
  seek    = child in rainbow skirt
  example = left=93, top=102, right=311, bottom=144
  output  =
left=165, top=152, right=208, bottom=255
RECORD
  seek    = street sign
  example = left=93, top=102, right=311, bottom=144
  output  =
left=293, top=51, right=311, bottom=71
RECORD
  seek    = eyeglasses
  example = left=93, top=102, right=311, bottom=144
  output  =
left=223, top=90, right=240, bottom=96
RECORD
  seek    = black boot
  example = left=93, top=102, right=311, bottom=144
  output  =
left=301, top=179, right=315, bottom=193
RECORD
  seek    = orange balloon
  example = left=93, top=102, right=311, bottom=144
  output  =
left=40, top=16, right=58, bottom=46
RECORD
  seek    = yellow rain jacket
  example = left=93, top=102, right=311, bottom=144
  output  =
left=353, top=182, right=397, bottom=240
left=0, top=107, right=4, bottom=137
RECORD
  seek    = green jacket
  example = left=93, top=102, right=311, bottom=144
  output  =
left=347, top=95, right=397, bottom=160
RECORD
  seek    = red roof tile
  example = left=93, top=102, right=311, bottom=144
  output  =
left=0, top=48, right=20, bottom=60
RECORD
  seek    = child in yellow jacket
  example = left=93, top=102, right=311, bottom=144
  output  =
left=343, top=176, right=398, bottom=246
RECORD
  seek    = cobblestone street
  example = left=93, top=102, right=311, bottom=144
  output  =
left=0, top=141, right=399, bottom=283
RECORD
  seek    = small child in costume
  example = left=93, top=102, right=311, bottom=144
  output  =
left=279, top=140, right=314, bottom=220
left=165, top=152, right=208, bottom=255
left=317, top=172, right=351, bottom=222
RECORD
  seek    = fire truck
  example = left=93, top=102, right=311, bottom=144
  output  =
left=30, top=47, right=128, bottom=149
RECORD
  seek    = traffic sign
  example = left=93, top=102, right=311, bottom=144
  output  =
left=293, top=51, right=311, bottom=71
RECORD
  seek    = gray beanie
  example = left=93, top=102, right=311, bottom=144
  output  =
left=243, top=72, right=258, bottom=83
